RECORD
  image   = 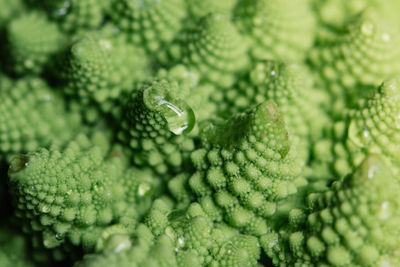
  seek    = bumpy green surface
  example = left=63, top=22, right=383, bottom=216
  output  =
left=221, top=61, right=330, bottom=161
left=77, top=199, right=260, bottom=267
left=235, top=0, right=316, bottom=61
left=2, top=1, right=400, bottom=266
left=313, top=0, right=400, bottom=39
left=109, top=0, right=187, bottom=54
left=181, top=13, right=250, bottom=89
left=147, top=199, right=261, bottom=267
left=309, top=10, right=400, bottom=117
left=8, top=134, right=159, bottom=252
left=261, top=155, right=400, bottom=266
left=0, top=226, right=35, bottom=267
left=312, top=78, right=400, bottom=180
left=60, top=34, right=149, bottom=113
left=5, top=12, right=65, bottom=74
left=186, top=102, right=305, bottom=236
left=75, top=230, right=180, bottom=267
left=0, top=77, right=80, bottom=159
left=0, top=0, right=24, bottom=28
left=32, top=0, right=107, bottom=33
left=187, top=0, right=236, bottom=18
left=118, top=79, right=196, bottom=175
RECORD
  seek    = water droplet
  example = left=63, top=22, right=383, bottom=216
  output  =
left=361, top=23, right=374, bottom=35
left=55, top=233, right=64, bottom=240
left=178, top=236, right=185, bottom=246
left=159, top=98, right=195, bottom=135
left=53, top=1, right=71, bottom=17
left=174, top=235, right=185, bottom=251
left=100, top=234, right=132, bottom=253
left=99, top=39, right=112, bottom=51
left=219, top=241, right=235, bottom=257
left=9, top=155, right=29, bottom=174
left=137, top=183, right=152, bottom=197
left=144, top=88, right=196, bottom=135
left=348, top=121, right=369, bottom=148
left=113, top=236, right=132, bottom=253
left=380, top=78, right=400, bottom=97
left=379, top=201, right=390, bottom=219
left=368, top=165, right=377, bottom=179
left=41, top=205, right=50, bottom=213
left=363, top=129, right=369, bottom=138
left=382, top=33, right=391, bottom=42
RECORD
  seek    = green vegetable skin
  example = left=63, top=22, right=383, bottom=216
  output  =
left=1, top=0, right=400, bottom=266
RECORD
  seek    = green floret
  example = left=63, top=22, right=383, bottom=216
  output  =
left=187, top=0, right=236, bottom=18
left=0, top=72, right=13, bottom=89
left=118, top=79, right=196, bottom=175
left=146, top=200, right=261, bottom=267
left=308, top=10, right=400, bottom=118
left=58, top=33, right=149, bottom=114
left=0, top=226, right=35, bottom=267
left=0, top=77, right=81, bottom=160
left=181, top=13, right=250, bottom=89
left=312, top=0, right=400, bottom=41
left=221, top=61, right=330, bottom=163
left=76, top=198, right=260, bottom=267
left=5, top=12, right=65, bottom=75
left=312, top=78, right=400, bottom=180
left=186, top=102, right=305, bottom=236
left=3, top=1, right=400, bottom=266
left=234, top=0, right=316, bottom=61
left=75, top=230, right=179, bottom=267
left=261, top=154, right=400, bottom=266
left=28, top=0, right=108, bottom=33
left=109, top=0, right=187, bottom=54
left=0, top=0, right=24, bottom=28
left=8, top=133, right=160, bottom=252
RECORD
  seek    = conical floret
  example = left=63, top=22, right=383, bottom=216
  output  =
left=312, top=78, right=400, bottom=179
left=309, top=10, right=400, bottom=115
left=8, top=134, right=159, bottom=252
left=60, top=34, right=149, bottom=114
left=181, top=13, right=250, bottom=88
left=5, top=12, right=65, bottom=75
left=118, top=79, right=196, bottom=175
left=27, top=0, right=107, bottom=33
left=187, top=0, right=236, bottom=18
left=0, top=77, right=81, bottom=159
left=188, top=102, right=305, bottom=236
left=262, top=154, right=400, bottom=266
left=235, top=0, right=316, bottom=61
left=109, top=0, right=187, bottom=53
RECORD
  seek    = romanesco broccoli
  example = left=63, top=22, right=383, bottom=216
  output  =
left=1, top=1, right=400, bottom=266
